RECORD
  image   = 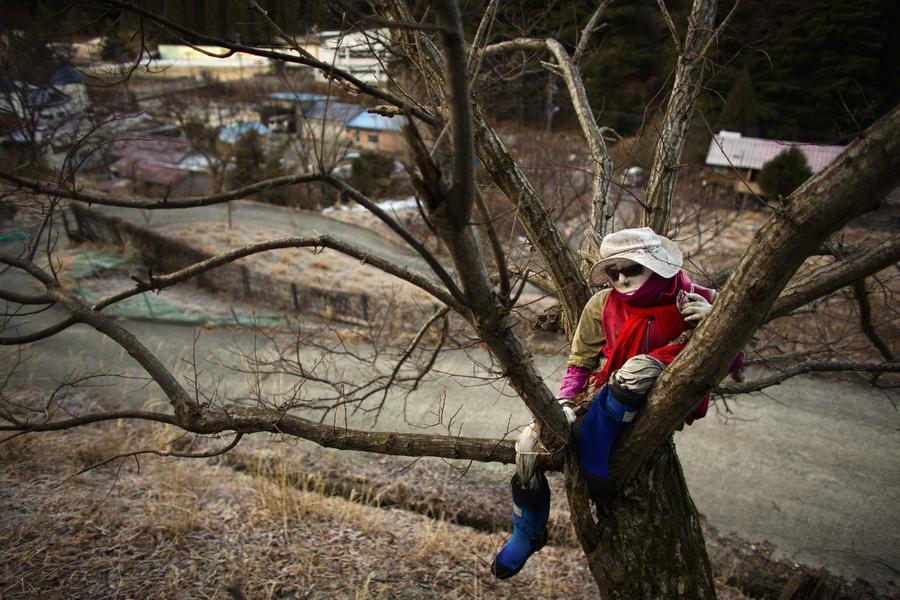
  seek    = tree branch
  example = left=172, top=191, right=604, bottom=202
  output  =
left=90, top=234, right=465, bottom=315
left=371, top=0, right=592, bottom=335
left=0, top=316, right=77, bottom=345
left=852, top=279, right=896, bottom=362
left=0, top=288, right=52, bottom=305
left=656, top=0, right=683, bottom=54
left=0, top=169, right=327, bottom=209
left=325, top=175, right=467, bottom=305
left=434, top=0, right=476, bottom=229
left=0, top=410, right=179, bottom=432
left=716, top=361, right=900, bottom=394
left=191, top=405, right=517, bottom=464
left=768, top=238, right=900, bottom=320
left=573, top=1, right=613, bottom=64
left=642, top=0, right=718, bottom=233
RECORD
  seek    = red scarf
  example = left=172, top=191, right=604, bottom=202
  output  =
left=590, top=271, right=694, bottom=390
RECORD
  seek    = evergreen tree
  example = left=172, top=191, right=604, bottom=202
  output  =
left=757, top=147, right=813, bottom=199
left=230, top=129, right=266, bottom=189
left=718, top=67, right=760, bottom=136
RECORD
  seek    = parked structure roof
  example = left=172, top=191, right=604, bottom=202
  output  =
left=107, top=137, right=194, bottom=184
left=218, top=121, right=270, bottom=144
left=268, top=92, right=332, bottom=103
left=705, top=130, right=845, bottom=173
left=49, top=64, right=84, bottom=86
left=346, top=111, right=404, bottom=132
left=301, top=100, right=363, bottom=123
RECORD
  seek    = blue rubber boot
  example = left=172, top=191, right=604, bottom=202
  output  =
left=574, top=382, right=645, bottom=500
left=491, top=472, right=550, bottom=579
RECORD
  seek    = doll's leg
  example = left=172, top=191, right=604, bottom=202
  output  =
left=491, top=423, right=550, bottom=579
left=575, top=354, right=664, bottom=499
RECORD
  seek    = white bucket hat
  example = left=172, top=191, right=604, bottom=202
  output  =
left=588, top=227, right=683, bottom=284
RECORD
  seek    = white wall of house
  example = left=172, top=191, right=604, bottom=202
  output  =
left=306, top=30, right=391, bottom=86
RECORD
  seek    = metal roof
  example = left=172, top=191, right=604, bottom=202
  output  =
left=218, top=122, right=270, bottom=144
left=49, top=65, right=84, bottom=86
left=268, top=92, right=332, bottom=103
left=346, top=111, right=404, bottom=132
left=705, top=131, right=845, bottom=173
left=301, top=100, right=363, bottom=123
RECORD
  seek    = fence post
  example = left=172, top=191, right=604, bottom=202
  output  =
left=241, top=265, right=251, bottom=297
left=291, top=282, right=299, bottom=311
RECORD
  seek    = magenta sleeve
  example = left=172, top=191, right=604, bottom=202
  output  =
left=557, top=365, right=591, bottom=400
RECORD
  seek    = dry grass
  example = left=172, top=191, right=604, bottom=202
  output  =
left=0, top=418, right=757, bottom=599
left=160, top=221, right=435, bottom=305
left=0, top=420, right=605, bottom=599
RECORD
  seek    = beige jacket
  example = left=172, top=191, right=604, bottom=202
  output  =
left=567, top=289, right=611, bottom=370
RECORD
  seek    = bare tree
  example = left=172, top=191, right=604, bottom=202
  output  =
left=1, top=2, right=898, bottom=597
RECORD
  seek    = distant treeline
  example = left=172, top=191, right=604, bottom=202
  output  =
left=466, top=0, right=899, bottom=144
left=3, top=0, right=897, bottom=143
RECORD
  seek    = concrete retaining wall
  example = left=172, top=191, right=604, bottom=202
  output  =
left=67, top=204, right=370, bottom=322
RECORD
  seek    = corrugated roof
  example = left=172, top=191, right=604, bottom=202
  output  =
left=49, top=64, right=83, bottom=86
left=301, top=100, right=363, bottom=123
left=346, top=111, right=404, bottom=132
left=268, top=92, right=332, bottom=103
left=108, top=137, right=192, bottom=164
left=705, top=131, right=845, bottom=172
left=218, top=122, right=270, bottom=144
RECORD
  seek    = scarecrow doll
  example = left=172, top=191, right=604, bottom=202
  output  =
left=492, top=227, right=726, bottom=579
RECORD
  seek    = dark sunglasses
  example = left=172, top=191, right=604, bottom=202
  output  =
left=605, top=264, right=644, bottom=280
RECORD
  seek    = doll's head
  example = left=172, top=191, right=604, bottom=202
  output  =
left=588, top=227, right=683, bottom=293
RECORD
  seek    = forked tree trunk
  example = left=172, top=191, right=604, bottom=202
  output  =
left=565, top=441, right=715, bottom=599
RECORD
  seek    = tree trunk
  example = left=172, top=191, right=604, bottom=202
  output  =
left=566, top=441, right=715, bottom=599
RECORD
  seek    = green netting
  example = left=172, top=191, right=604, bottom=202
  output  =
left=0, top=230, right=30, bottom=242
left=71, top=248, right=128, bottom=278
left=71, top=248, right=284, bottom=326
left=75, top=286, right=285, bottom=326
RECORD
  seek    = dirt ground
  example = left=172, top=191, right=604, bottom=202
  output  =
left=1, top=388, right=892, bottom=599
left=0, top=398, right=749, bottom=599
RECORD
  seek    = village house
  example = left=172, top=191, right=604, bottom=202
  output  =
left=0, top=64, right=94, bottom=168
left=345, top=111, right=405, bottom=153
left=102, top=137, right=211, bottom=197
left=299, top=29, right=392, bottom=86
left=149, top=45, right=271, bottom=81
left=259, top=92, right=335, bottom=133
left=704, top=130, right=845, bottom=195
left=294, top=99, right=363, bottom=162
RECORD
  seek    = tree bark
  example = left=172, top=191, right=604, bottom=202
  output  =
left=641, top=0, right=718, bottom=233
left=566, top=442, right=715, bottom=599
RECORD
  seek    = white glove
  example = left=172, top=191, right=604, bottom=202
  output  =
left=515, top=400, right=577, bottom=485
left=679, top=292, right=712, bottom=324
left=558, top=399, right=577, bottom=425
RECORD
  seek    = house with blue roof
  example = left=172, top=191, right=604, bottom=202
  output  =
left=346, top=111, right=406, bottom=153
left=292, top=100, right=364, bottom=158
